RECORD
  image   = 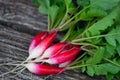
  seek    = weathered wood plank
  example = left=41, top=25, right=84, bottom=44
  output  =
left=0, top=0, right=105, bottom=80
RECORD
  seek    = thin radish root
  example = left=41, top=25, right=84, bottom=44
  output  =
left=9, top=67, right=26, bottom=78
left=0, top=58, right=44, bottom=77
left=0, top=59, right=28, bottom=77
left=0, top=65, right=25, bottom=77
left=0, top=61, right=26, bottom=66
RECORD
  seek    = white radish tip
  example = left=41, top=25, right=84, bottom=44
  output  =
left=26, top=63, right=36, bottom=73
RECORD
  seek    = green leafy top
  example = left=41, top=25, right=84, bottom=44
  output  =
left=33, top=0, right=120, bottom=80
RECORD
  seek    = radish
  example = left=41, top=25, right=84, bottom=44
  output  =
left=27, top=30, right=57, bottom=60
left=59, top=56, right=75, bottom=68
left=29, top=32, right=48, bottom=53
left=44, top=46, right=80, bottom=64
left=0, top=30, right=58, bottom=77
left=0, top=30, right=81, bottom=76
left=34, top=42, right=70, bottom=61
left=26, top=63, right=65, bottom=75
left=59, top=60, right=73, bottom=68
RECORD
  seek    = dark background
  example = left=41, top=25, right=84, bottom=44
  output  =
left=0, top=0, right=105, bottom=80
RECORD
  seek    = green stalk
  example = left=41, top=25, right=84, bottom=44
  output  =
left=57, top=0, right=101, bottom=31
left=75, top=20, right=94, bottom=39
left=67, top=64, right=92, bottom=70
left=72, top=42, right=98, bottom=49
left=70, top=52, right=87, bottom=66
left=57, top=0, right=69, bottom=27
left=104, top=58, right=120, bottom=67
left=61, top=25, right=74, bottom=42
left=48, top=14, right=51, bottom=31
left=59, top=12, right=68, bottom=26
left=72, top=33, right=120, bottom=42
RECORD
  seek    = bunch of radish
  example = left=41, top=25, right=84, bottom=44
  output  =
left=0, top=30, right=80, bottom=76
left=25, top=30, right=81, bottom=75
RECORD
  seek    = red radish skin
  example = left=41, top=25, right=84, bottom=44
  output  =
left=59, top=60, right=72, bottom=68
left=29, top=32, right=48, bottom=53
left=45, top=46, right=80, bottom=64
left=27, top=30, right=57, bottom=60
left=35, top=42, right=70, bottom=61
left=26, top=63, right=65, bottom=75
left=59, top=56, right=75, bottom=68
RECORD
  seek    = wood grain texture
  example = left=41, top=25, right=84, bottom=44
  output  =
left=0, top=0, right=105, bottom=80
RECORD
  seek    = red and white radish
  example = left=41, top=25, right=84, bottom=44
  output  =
left=0, top=30, right=81, bottom=76
left=44, top=45, right=80, bottom=64
left=29, top=32, right=48, bottom=53
left=59, top=56, right=75, bottom=68
left=34, top=42, right=70, bottom=61
left=27, top=30, right=57, bottom=60
left=59, top=60, right=72, bottom=68
left=26, top=63, right=65, bottom=75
